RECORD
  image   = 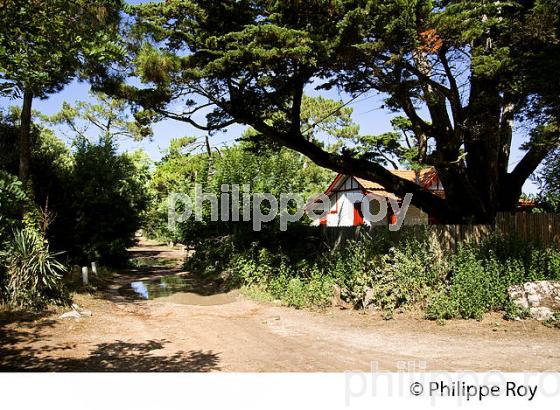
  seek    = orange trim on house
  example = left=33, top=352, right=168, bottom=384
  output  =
left=353, top=202, right=364, bottom=225
left=324, top=174, right=345, bottom=196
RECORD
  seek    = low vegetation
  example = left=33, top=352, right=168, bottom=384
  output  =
left=186, top=230, right=560, bottom=320
left=0, top=228, right=68, bottom=309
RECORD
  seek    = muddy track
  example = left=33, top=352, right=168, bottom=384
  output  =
left=1, top=241, right=559, bottom=372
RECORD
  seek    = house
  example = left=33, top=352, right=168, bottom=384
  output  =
left=314, top=169, right=536, bottom=227
left=315, top=168, right=444, bottom=227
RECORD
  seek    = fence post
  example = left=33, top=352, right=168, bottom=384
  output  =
left=81, top=266, right=89, bottom=285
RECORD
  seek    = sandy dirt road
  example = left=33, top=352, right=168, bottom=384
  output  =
left=1, top=242, right=559, bottom=372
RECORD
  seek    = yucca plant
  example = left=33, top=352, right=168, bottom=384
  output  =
left=1, top=228, right=68, bottom=309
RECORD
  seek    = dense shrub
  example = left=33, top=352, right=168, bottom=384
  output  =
left=62, top=138, right=150, bottom=265
left=324, top=232, right=447, bottom=316
left=0, top=229, right=68, bottom=309
left=367, top=240, right=447, bottom=318
left=1, top=112, right=148, bottom=266
left=0, top=171, right=27, bottom=241
left=187, top=229, right=560, bottom=320
left=229, top=245, right=333, bottom=309
left=426, top=249, right=504, bottom=320
left=184, top=236, right=237, bottom=278
left=426, top=237, right=560, bottom=320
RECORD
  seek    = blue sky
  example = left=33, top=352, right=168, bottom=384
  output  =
left=0, top=77, right=538, bottom=194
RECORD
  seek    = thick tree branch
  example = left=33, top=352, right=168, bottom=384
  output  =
left=379, top=54, right=455, bottom=103
left=240, top=116, right=451, bottom=219
left=397, top=93, right=430, bottom=161
left=290, top=67, right=305, bottom=134
left=410, top=52, right=454, bottom=138
left=438, top=51, right=463, bottom=124
left=498, top=98, right=515, bottom=176
left=153, top=107, right=236, bottom=131
left=509, top=141, right=559, bottom=192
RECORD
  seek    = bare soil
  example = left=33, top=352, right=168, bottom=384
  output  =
left=1, top=241, right=559, bottom=372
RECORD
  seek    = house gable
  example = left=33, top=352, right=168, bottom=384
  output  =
left=320, top=170, right=438, bottom=227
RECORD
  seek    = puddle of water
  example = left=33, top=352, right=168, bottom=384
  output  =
left=155, top=291, right=238, bottom=306
left=128, top=275, right=237, bottom=306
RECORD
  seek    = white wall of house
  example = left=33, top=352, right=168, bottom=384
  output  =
left=325, top=190, right=364, bottom=227
left=319, top=176, right=430, bottom=227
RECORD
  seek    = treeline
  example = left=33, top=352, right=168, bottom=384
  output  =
left=0, top=109, right=149, bottom=308
left=1, top=0, right=560, bottom=316
left=144, top=132, right=335, bottom=244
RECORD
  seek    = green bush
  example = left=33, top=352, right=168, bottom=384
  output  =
left=187, top=229, right=560, bottom=320
left=320, top=231, right=447, bottom=317
left=324, top=233, right=380, bottom=307
left=426, top=249, right=498, bottom=320
left=478, top=234, right=560, bottom=280
left=1, top=114, right=149, bottom=267
left=0, top=171, right=27, bottom=241
left=368, top=240, right=447, bottom=318
left=227, top=245, right=333, bottom=309
left=426, top=238, right=560, bottom=320
left=202, top=232, right=446, bottom=312
left=1, top=229, right=68, bottom=309
left=185, top=236, right=237, bottom=279
left=64, top=138, right=149, bottom=265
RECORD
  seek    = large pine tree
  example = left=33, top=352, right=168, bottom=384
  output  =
left=104, top=0, right=560, bottom=223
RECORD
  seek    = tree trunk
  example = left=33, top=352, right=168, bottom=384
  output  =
left=204, top=134, right=212, bottom=158
left=19, top=88, right=34, bottom=214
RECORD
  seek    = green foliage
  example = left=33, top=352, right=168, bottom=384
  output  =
left=66, top=138, right=149, bottom=265
left=426, top=236, right=560, bottom=320
left=0, top=171, right=27, bottom=240
left=146, top=134, right=334, bottom=244
left=535, top=149, right=560, bottom=212
left=503, top=299, right=531, bottom=321
left=1, top=108, right=148, bottom=265
left=187, top=227, right=560, bottom=320
left=477, top=234, right=560, bottom=281
left=143, top=136, right=209, bottom=242
left=543, top=312, right=560, bottom=329
left=298, top=95, right=359, bottom=152
left=354, top=117, right=419, bottom=169
left=324, top=232, right=389, bottom=307
left=0, top=0, right=124, bottom=98
left=426, top=249, right=504, bottom=320
left=230, top=245, right=333, bottom=309
left=113, top=0, right=560, bottom=223
left=211, top=141, right=333, bottom=198
left=0, top=109, right=73, bottom=238
left=365, top=239, right=447, bottom=318
left=184, top=236, right=236, bottom=278
left=0, top=229, right=68, bottom=309
left=45, top=92, right=153, bottom=142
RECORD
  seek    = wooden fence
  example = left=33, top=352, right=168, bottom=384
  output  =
left=320, top=213, right=560, bottom=250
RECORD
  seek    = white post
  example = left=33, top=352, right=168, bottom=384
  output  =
left=91, top=262, right=98, bottom=276
left=82, top=267, right=89, bottom=285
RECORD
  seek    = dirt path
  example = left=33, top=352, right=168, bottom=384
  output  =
left=1, top=241, right=559, bottom=372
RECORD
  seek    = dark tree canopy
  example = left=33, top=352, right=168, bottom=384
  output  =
left=0, top=0, right=124, bottom=194
left=103, top=0, right=560, bottom=223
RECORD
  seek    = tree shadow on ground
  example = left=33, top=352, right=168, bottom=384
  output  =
left=0, top=337, right=221, bottom=372
left=0, top=317, right=221, bottom=372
